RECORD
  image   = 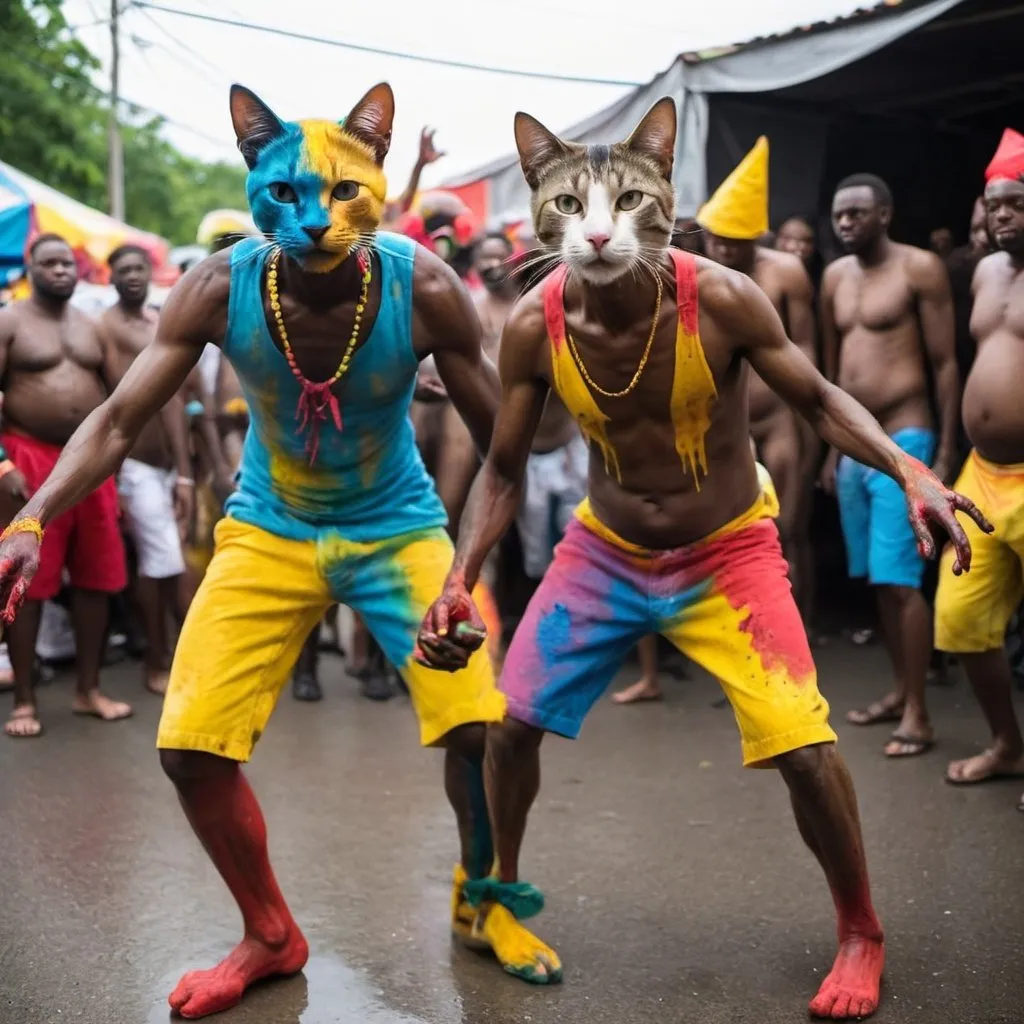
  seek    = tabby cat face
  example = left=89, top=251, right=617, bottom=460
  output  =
left=229, top=83, right=394, bottom=272
left=514, top=98, right=677, bottom=285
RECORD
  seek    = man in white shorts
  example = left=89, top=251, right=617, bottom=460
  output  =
left=99, top=245, right=193, bottom=694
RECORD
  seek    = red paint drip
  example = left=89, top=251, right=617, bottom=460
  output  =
left=543, top=265, right=570, bottom=352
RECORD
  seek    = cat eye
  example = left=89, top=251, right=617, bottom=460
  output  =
left=617, top=190, right=643, bottom=211
left=332, top=180, right=360, bottom=201
left=269, top=182, right=297, bottom=203
left=554, top=194, right=582, bottom=215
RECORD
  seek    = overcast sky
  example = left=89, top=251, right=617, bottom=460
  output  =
left=65, top=0, right=871, bottom=197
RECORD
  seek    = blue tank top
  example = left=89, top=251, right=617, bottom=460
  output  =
left=222, top=233, right=447, bottom=542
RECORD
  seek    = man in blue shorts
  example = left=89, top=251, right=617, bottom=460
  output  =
left=820, top=174, right=960, bottom=757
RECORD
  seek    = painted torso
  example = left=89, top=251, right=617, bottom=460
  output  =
left=544, top=249, right=718, bottom=487
left=223, top=233, right=446, bottom=541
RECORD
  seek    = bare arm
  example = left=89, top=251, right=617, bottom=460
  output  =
left=412, top=246, right=499, bottom=454
left=415, top=292, right=550, bottom=666
left=18, top=254, right=230, bottom=527
left=913, top=249, right=960, bottom=475
left=396, top=127, right=445, bottom=214
left=717, top=269, right=989, bottom=568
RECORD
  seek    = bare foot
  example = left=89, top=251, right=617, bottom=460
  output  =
left=809, top=936, right=885, bottom=1019
left=5, top=705, right=42, bottom=738
left=71, top=690, right=133, bottom=721
left=846, top=693, right=903, bottom=726
left=611, top=678, right=662, bottom=705
left=169, top=929, right=309, bottom=1019
left=474, top=904, right=562, bottom=984
left=946, top=747, right=1024, bottom=785
left=145, top=669, right=169, bottom=696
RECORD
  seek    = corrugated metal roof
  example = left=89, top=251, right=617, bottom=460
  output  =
left=682, top=0, right=911, bottom=63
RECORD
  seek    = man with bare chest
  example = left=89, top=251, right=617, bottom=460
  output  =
left=100, top=244, right=193, bottom=695
left=821, top=174, right=959, bottom=757
left=417, top=100, right=987, bottom=1016
left=935, top=130, right=1024, bottom=808
left=698, top=139, right=818, bottom=620
left=0, top=234, right=130, bottom=737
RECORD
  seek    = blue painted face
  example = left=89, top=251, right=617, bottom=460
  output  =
left=230, top=84, right=394, bottom=272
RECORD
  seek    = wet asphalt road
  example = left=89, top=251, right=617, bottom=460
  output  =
left=0, top=641, right=1021, bottom=1024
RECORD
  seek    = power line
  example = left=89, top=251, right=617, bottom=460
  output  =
left=132, top=1, right=645, bottom=88
left=132, top=5, right=226, bottom=85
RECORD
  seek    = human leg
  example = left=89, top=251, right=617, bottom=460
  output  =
left=4, top=600, right=42, bottom=737
left=776, top=744, right=885, bottom=1019
left=69, top=588, right=132, bottom=720
left=612, top=634, right=662, bottom=703
left=158, top=517, right=327, bottom=1016
left=162, top=749, right=308, bottom=1019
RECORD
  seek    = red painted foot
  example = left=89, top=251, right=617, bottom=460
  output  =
left=169, top=929, right=309, bottom=1019
left=809, top=936, right=885, bottom=1020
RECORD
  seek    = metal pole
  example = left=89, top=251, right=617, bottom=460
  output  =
left=108, top=0, right=125, bottom=220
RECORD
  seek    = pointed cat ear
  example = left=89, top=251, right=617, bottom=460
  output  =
left=230, top=85, right=286, bottom=169
left=625, top=97, right=677, bottom=179
left=514, top=112, right=568, bottom=189
left=342, top=83, right=394, bottom=164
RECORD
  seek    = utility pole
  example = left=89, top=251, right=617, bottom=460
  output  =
left=108, top=0, right=125, bottom=221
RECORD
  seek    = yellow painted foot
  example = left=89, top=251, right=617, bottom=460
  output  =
left=474, top=903, right=562, bottom=985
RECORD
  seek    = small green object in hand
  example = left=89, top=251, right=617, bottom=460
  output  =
left=453, top=621, right=486, bottom=642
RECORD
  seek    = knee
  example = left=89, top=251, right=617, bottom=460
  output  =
left=488, top=717, right=544, bottom=757
left=445, top=722, right=486, bottom=760
left=775, top=742, right=834, bottom=786
left=160, top=748, right=232, bottom=786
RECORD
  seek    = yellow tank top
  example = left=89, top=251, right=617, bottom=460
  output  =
left=543, top=250, right=718, bottom=488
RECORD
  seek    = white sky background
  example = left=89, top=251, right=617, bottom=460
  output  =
left=64, top=0, right=871, bottom=201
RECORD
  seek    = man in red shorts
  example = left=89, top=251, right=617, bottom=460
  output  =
left=0, top=233, right=131, bottom=737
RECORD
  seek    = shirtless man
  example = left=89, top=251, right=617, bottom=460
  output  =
left=936, top=129, right=1024, bottom=808
left=698, top=139, right=818, bottom=620
left=417, top=99, right=987, bottom=1017
left=100, top=244, right=194, bottom=694
left=0, top=234, right=131, bottom=737
left=821, top=174, right=960, bottom=757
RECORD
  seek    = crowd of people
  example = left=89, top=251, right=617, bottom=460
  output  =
left=1, top=122, right=1022, bottom=788
left=0, top=79, right=1021, bottom=1020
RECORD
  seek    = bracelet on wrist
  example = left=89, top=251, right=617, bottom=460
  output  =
left=0, top=515, right=44, bottom=545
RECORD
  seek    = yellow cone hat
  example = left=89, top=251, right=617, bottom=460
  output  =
left=697, top=136, right=769, bottom=240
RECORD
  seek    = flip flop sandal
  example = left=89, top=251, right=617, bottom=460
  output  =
left=847, top=701, right=904, bottom=726
left=945, top=764, right=1024, bottom=786
left=884, top=734, right=935, bottom=758
left=5, top=707, right=43, bottom=738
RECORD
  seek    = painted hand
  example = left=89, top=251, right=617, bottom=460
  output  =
left=0, top=530, right=40, bottom=624
left=903, top=456, right=993, bottom=574
left=416, top=578, right=487, bottom=672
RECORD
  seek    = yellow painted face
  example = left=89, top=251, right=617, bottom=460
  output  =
left=293, top=120, right=387, bottom=272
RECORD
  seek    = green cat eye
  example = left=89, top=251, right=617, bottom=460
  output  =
left=269, top=181, right=297, bottom=203
left=617, top=190, right=643, bottom=211
left=332, top=180, right=360, bottom=201
left=554, top=194, right=582, bottom=215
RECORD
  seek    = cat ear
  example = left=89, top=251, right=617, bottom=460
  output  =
left=514, top=112, right=568, bottom=189
left=625, top=97, right=677, bottom=179
left=230, top=85, right=286, bottom=169
left=342, top=83, right=394, bottom=164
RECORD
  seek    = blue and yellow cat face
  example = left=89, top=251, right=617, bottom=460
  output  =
left=229, top=83, right=393, bottom=272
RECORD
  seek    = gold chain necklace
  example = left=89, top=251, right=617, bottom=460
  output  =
left=265, top=246, right=372, bottom=464
left=565, top=271, right=663, bottom=399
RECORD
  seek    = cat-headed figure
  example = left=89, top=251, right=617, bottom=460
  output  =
left=229, top=82, right=393, bottom=273
left=513, top=97, right=678, bottom=285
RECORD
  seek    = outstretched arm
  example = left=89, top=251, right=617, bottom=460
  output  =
left=716, top=271, right=991, bottom=572
left=913, top=249, right=960, bottom=481
left=416, top=293, right=550, bottom=670
left=412, top=246, right=499, bottom=453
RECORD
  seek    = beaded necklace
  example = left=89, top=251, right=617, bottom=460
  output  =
left=266, top=246, right=371, bottom=464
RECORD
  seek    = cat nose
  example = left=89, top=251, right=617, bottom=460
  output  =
left=586, top=233, right=610, bottom=253
left=303, top=226, right=328, bottom=243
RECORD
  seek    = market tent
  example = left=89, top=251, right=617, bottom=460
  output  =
left=444, top=0, right=1021, bottom=244
left=0, top=160, right=176, bottom=287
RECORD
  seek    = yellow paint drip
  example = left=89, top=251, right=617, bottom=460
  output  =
left=669, top=322, right=717, bottom=489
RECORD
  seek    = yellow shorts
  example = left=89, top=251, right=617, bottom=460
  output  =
left=935, top=451, right=1024, bottom=653
left=500, top=484, right=834, bottom=766
left=159, top=517, right=505, bottom=761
